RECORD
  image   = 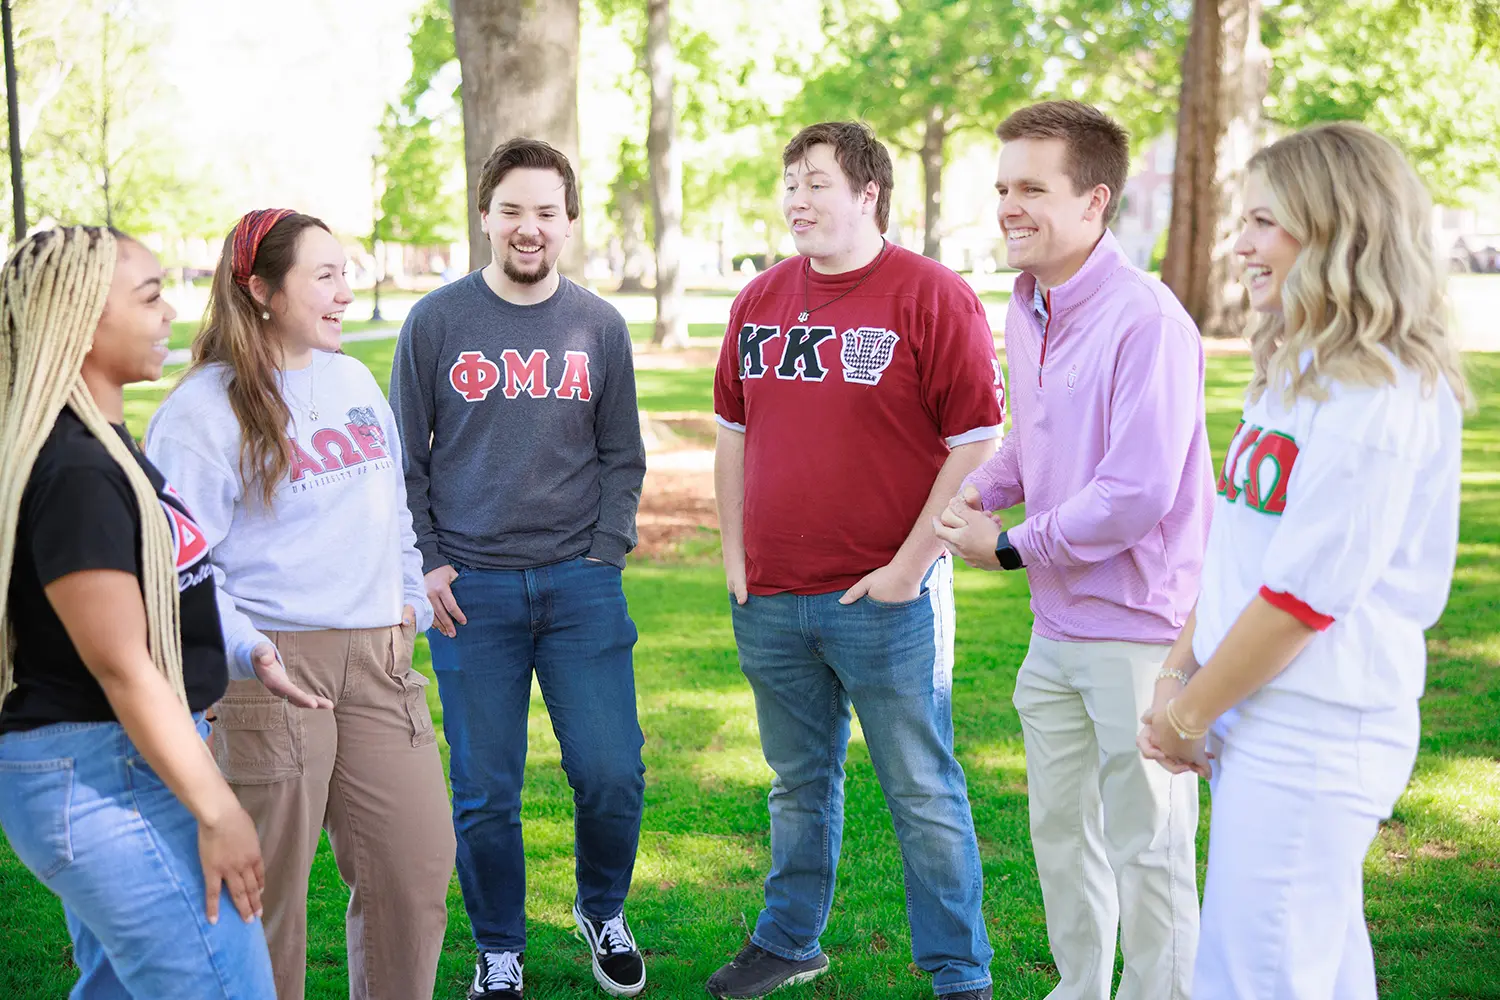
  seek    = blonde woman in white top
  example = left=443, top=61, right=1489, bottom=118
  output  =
left=1138, top=122, right=1468, bottom=999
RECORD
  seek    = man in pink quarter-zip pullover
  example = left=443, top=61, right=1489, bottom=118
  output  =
left=934, top=101, right=1214, bottom=1000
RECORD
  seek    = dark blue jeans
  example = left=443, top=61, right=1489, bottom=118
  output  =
left=428, top=556, right=645, bottom=953
left=731, top=556, right=993, bottom=996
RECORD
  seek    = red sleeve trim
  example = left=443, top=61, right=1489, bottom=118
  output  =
left=1259, top=586, right=1335, bottom=631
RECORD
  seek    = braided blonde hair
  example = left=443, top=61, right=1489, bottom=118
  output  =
left=0, top=227, right=186, bottom=703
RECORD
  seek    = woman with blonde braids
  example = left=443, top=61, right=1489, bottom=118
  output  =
left=1138, top=122, right=1469, bottom=998
left=0, top=227, right=275, bottom=998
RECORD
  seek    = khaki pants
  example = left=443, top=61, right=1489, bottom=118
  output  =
left=212, top=625, right=455, bottom=1000
left=1014, top=633, right=1200, bottom=1000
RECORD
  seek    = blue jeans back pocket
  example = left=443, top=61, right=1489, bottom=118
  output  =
left=0, top=758, right=76, bottom=879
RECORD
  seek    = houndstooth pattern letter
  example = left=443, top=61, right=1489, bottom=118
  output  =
left=840, top=327, right=900, bottom=386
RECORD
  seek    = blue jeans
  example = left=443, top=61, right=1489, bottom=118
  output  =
left=428, top=555, right=646, bottom=952
left=0, top=717, right=275, bottom=999
left=731, top=556, right=993, bottom=996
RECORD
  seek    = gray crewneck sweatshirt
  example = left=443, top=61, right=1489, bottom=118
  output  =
left=390, top=271, right=646, bottom=572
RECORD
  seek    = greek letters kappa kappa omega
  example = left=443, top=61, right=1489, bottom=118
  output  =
left=449, top=348, right=594, bottom=403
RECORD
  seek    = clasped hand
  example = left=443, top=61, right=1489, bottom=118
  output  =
left=931, top=485, right=1002, bottom=570
left=1136, top=678, right=1213, bottom=778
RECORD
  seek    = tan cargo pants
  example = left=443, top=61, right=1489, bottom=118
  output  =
left=212, top=624, right=455, bottom=1000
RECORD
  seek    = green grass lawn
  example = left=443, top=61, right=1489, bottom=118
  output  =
left=5, top=355, right=1498, bottom=998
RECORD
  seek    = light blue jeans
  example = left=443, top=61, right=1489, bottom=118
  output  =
left=730, top=556, right=994, bottom=996
left=0, top=716, right=275, bottom=999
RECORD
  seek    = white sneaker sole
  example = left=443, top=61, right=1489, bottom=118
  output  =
left=710, top=961, right=830, bottom=1000
left=573, top=907, right=646, bottom=997
left=759, top=965, right=828, bottom=997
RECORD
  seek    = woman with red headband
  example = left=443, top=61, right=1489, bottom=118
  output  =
left=145, top=210, right=455, bottom=1000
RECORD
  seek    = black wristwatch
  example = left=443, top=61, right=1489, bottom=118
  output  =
left=994, top=530, right=1025, bottom=571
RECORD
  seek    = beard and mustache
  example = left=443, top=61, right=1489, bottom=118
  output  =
left=500, top=240, right=555, bottom=285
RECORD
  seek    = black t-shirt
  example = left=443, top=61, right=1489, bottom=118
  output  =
left=1, top=410, right=228, bottom=732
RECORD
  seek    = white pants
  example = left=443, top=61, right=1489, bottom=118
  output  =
left=1196, top=689, right=1420, bottom=1000
left=1014, top=634, right=1200, bottom=1000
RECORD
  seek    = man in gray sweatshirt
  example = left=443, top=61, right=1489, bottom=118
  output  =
left=390, top=138, right=648, bottom=1000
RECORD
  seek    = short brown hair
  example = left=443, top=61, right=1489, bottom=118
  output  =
left=476, top=137, right=580, bottom=220
left=783, top=122, right=894, bottom=232
left=996, top=101, right=1129, bottom=225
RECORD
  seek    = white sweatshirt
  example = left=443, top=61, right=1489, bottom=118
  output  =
left=1194, top=356, right=1463, bottom=712
left=146, top=351, right=434, bottom=680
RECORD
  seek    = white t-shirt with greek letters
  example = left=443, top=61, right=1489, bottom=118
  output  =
left=1193, top=358, right=1463, bottom=712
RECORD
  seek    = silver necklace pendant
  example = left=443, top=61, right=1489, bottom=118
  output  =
left=308, top=406, right=319, bottom=421
left=797, top=310, right=809, bottom=322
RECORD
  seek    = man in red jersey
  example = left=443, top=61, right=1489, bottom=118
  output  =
left=706, top=121, right=1004, bottom=1000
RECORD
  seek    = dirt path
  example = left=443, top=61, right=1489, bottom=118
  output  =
left=636, top=416, right=718, bottom=560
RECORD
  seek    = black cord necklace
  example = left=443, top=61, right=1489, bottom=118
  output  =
left=798, top=238, right=890, bottom=323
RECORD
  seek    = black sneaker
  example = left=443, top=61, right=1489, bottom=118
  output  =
left=941, top=989, right=993, bottom=1000
left=469, top=950, right=523, bottom=999
left=573, top=902, right=647, bottom=996
left=705, top=942, right=829, bottom=999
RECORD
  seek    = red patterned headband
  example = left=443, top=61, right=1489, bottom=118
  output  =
left=230, top=208, right=296, bottom=288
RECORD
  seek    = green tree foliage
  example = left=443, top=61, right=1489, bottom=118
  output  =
left=792, top=0, right=1048, bottom=257
left=1265, top=0, right=1500, bottom=199
left=790, top=0, right=1192, bottom=259
left=1048, top=0, right=1191, bottom=146
left=3, top=0, right=221, bottom=241
left=586, top=0, right=828, bottom=272
left=374, top=0, right=465, bottom=247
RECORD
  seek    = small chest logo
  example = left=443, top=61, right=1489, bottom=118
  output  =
left=1217, top=420, right=1300, bottom=515
left=839, top=327, right=900, bottom=386
left=1066, top=365, right=1078, bottom=395
left=158, top=485, right=210, bottom=586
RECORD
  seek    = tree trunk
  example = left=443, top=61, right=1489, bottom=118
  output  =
left=616, top=183, right=648, bottom=293
left=452, top=0, right=584, bottom=279
left=920, top=107, right=945, bottom=260
left=3, top=0, right=26, bottom=240
left=1161, top=0, right=1267, bottom=337
left=646, top=0, right=688, bottom=348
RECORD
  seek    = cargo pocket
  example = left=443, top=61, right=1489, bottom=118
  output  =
left=211, top=695, right=302, bottom=785
left=391, top=623, right=437, bottom=748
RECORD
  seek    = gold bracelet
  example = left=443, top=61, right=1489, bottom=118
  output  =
left=1164, top=698, right=1208, bottom=740
left=1157, top=668, right=1190, bottom=685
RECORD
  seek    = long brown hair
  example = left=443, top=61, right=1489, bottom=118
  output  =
left=188, top=212, right=330, bottom=506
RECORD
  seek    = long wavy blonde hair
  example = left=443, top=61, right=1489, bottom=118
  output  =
left=1245, top=121, right=1470, bottom=408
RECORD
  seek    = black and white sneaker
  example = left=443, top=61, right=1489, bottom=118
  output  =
left=469, top=950, right=523, bottom=999
left=705, top=942, right=829, bottom=999
left=941, top=988, right=993, bottom=1000
left=573, top=902, right=647, bottom=996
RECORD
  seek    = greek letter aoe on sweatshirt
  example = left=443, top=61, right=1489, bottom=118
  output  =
left=145, top=352, right=433, bottom=679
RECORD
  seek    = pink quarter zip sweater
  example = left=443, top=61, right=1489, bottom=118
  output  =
left=963, top=231, right=1214, bottom=644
